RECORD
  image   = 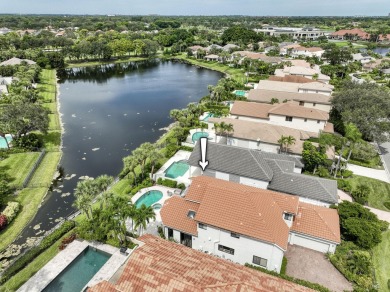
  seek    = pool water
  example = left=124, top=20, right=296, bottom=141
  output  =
left=165, top=161, right=190, bottom=179
left=192, top=132, right=209, bottom=143
left=202, top=113, right=214, bottom=122
left=135, top=190, right=163, bottom=208
left=234, top=90, right=246, bottom=96
left=43, top=247, right=111, bottom=292
left=0, top=135, right=12, bottom=149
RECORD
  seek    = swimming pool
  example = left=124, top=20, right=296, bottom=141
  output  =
left=192, top=132, right=209, bottom=143
left=135, top=190, right=163, bottom=208
left=165, top=160, right=190, bottom=179
left=43, top=246, right=111, bottom=292
left=234, top=90, right=246, bottom=97
left=202, top=113, right=214, bottom=122
left=0, top=134, right=12, bottom=149
left=152, top=203, right=162, bottom=210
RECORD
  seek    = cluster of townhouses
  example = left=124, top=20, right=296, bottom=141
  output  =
left=154, top=57, right=342, bottom=274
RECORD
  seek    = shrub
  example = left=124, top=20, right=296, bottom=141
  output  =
left=351, top=142, right=378, bottom=163
left=12, top=133, right=43, bottom=150
left=157, top=226, right=165, bottom=239
left=383, top=201, right=390, bottom=210
left=280, top=257, right=287, bottom=275
left=0, top=214, right=8, bottom=231
left=341, top=169, right=353, bottom=178
left=351, top=184, right=370, bottom=205
left=2, top=201, right=20, bottom=223
left=337, top=179, right=352, bottom=193
left=318, top=166, right=330, bottom=178
left=129, top=178, right=153, bottom=196
left=0, top=220, right=75, bottom=284
left=157, top=178, right=177, bottom=188
left=177, top=183, right=186, bottom=190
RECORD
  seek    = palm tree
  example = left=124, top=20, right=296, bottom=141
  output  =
left=344, top=123, right=362, bottom=162
left=134, top=205, right=156, bottom=236
left=72, top=180, right=97, bottom=219
left=123, top=155, right=138, bottom=185
left=277, top=135, right=287, bottom=154
left=224, top=123, right=234, bottom=145
left=149, top=147, right=163, bottom=180
left=284, top=136, right=296, bottom=154
left=213, top=122, right=221, bottom=142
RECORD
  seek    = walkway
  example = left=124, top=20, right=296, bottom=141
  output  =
left=338, top=189, right=390, bottom=225
left=378, top=142, right=390, bottom=182
left=346, top=164, right=389, bottom=183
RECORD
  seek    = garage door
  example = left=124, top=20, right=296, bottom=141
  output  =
left=293, top=235, right=331, bottom=253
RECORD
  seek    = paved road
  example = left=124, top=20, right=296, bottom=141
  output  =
left=378, top=142, right=390, bottom=182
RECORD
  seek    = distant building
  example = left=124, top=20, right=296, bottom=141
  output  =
left=255, top=26, right=331, bottom=41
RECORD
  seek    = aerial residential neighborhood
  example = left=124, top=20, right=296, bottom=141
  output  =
left=0, top=2, right=390, bottom=292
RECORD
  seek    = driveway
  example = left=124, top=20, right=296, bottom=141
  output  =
left=285, top=245, right=353, bottom=292
left=378, top=142, right=390, bottom=182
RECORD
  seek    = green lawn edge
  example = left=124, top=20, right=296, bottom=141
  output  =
left=372, top=230, right=390, bottom=292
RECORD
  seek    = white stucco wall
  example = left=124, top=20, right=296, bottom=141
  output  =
left=192, top=224, right=285, bottom=272
left=289, top=232, right=337, bottom=253
left=292, top=101, right=331, bottom=113
left=230, top=138, right=280, bottom=154
left=230, top=115, right=268, bottom=123
left=239, top=177, right=269, bottom=189
left=268, top=114, right=326, bottom=132
left=298, top=88, right=331, bottom=96
left=298, top=197, right=331, bottom=207
left=294, top=167, right=302, bottom=174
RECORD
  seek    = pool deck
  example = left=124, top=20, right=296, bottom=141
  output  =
left=131, top=185, right=179, bottom=223
left=153, top=150, right=192, bottom=185
left=18, top=240, right=131, bottom=292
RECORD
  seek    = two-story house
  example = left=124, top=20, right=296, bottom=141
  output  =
left=160, top=177, right=340, bottom=272
left=230, top=101, right=332, bottom=133
left=255, top=80, right=333, bottom=96
left=188, top=143, right=338, bottom=206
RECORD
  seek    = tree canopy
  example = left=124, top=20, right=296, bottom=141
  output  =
left=331, top=81, right=390, bottom=143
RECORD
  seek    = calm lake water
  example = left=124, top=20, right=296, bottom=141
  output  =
left=12, top=60, right=222, bottom=246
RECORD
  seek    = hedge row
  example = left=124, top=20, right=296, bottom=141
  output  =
left=0, top=220, right=75, bottom=284
left=245, top=264, right=330, bottom=292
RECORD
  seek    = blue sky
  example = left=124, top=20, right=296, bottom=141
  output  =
left=2, top=0, right=389, bottom=16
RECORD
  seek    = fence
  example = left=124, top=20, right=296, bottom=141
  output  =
left=22, top=149, right=46, bottom=188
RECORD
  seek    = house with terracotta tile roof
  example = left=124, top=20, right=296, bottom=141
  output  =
left=187, top=142, right=338, bottom=206
left=230, top=101, right=332, bottom=133
left=159, top=177, right=340, bottom=273
left=247, top=89, right=332, bottom=113
left=274, top=66, right=331, bottom=84
left=329, top=28, right=370, bottom=40
left=208, top=117, right=313, bottom=155
left=232, top=51, right=283, bottom=64
left=88, top=234, right=314, bottom=292
left=291, top=47, right=325, bottom=58
left=256, top=80, right=333, bottom=96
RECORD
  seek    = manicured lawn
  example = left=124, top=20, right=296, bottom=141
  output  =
left=1, top=230, right=74, bottom=291
left=48, top=113, right=61, bottom=131
left=110, top=179, right=132, bottom=196
left=174, top=55, right=246, bottom=83
left=0, top=188, right=47, bottom=252
left=37, top=69, right=57, bottom=103
left=0, top=152, right=40, bottom=188
left=42, top=102, right=57, bottom=113
left=372, top=230, right=390, bottom=292
left=347, top=175, right=390, bottom=211
left=28, top=152, right=62, bottom=188
left=41, top=131, right=61, bottom=152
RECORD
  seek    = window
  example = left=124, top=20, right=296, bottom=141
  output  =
left=284, top=213, right=293, bottom=221
left=304, top=118, right=307, bottom=122
left=168, top=228, right=174, bottom=239
left=285, top=116, right=293, bottom=122
left=218, top=244, right=235, bottom=255
left=198, top=223, right=207, bottom=230
left=299, top=101, right=304, bottom=106
left=313, top=103, right=316, bottom=107
left=317, top=120, right=321, bottom=124
left=231, top=232, right=240, bottom=238
left=253, top=256, right=268, bottom=267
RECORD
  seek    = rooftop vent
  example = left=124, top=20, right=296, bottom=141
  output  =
left=187, top=210, right=196, bottom=219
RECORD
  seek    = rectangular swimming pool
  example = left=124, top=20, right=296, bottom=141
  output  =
left=165, top=161, right=190, bottom=179
left=43, top=246, right=111, bottom=292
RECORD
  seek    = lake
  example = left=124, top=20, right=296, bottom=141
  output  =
left=10, top=59, right=222, bottom=250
